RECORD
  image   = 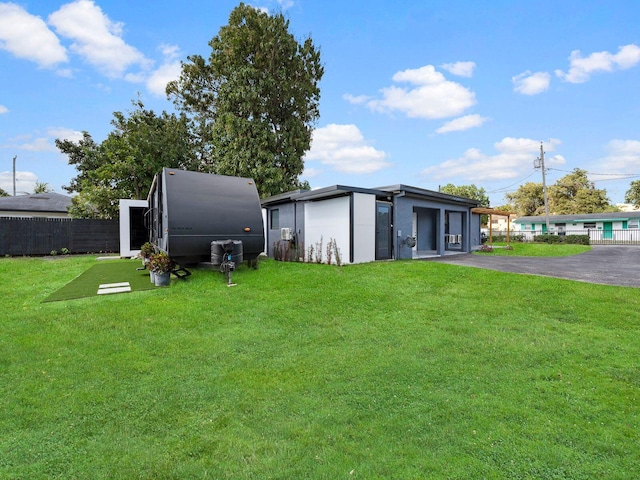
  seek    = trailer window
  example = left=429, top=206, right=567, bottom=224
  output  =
left=270, top=209, right=279, bottom=229
left=583, top=222, right=596, bottom=229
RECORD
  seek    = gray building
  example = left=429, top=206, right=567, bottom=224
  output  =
left=262, top=184, right=482, bottom=264
left=0, top=193, right=72, bottom=218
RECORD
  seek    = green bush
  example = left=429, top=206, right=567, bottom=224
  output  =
left=564, top=234, right=590, bottom=245
left=490, top=234, right=525, bottom=243
left=534, top=234, right=590, bottom=245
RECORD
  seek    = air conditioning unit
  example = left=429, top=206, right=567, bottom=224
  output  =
left=281, top=227, right=292, bottom=241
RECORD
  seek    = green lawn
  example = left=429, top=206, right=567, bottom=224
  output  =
left=1, top=254, right=639, bottom=479
left=477, top=242, right=592, bottom=256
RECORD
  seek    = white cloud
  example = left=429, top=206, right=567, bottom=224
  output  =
left=421, top=137, right=564, bottom=182
left=343, top=93, right=370, bottom=105
left=47, top=127, right=84, bottom=143
left=0, top=170, right=38, bottom=195
left=436, top=114, right=489, bottom=134
left=48, top=0, right=151, bottom=79
left=0, top=2, right=68, bottom=68
left=512, top=71, right=551, bottom=95
left=599, top=139, right=640, bottom=171
left=1, top=127, right=83, bottom=152
left=555, top=44, right=640, bottom=83
left=0, top=104, right=8, bottom=114
left=146, top=44, right=182, bottom=96
left=301, top=166, right=320, bottom=178
left=440, top=61, right=476, bottom=77
left=305, top=124, right=391, bottom=174
left=367, top=65, right=476, bottom=119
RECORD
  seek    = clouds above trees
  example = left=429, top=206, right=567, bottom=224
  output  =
left=0, top=1, right=176, bottom=94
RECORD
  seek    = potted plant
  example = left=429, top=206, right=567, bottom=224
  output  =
left=148, top=252, right=174, bottom=286
left=139, top=242, right=155, bottom=267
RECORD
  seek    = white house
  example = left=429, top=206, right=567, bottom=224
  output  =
left=514, top=212, right=640, bottom=243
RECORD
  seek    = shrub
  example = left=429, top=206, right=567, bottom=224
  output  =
left=477, top=244, right=493, bottom=253
left=489, top=234, right=526, bottom=243
left=564, top=235, right=590, bottom=245
left=534, top=234, right=590, bottom=245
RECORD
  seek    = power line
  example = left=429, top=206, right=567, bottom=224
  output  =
left=487, top=170, right=538, bottom=193
left=547, top=167, right=640, bottom=177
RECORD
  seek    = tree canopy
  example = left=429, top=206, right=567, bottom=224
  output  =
left=33, top=181, right=52, bottom=194
left=439, top=183, right=490, bottom=207
left=0, top=187, right=8, bottom=197
left=624, top=180, right=640, bottom=208
left=505, top=168, right=616, bottom=216
left=505, top=182, right=546, bottom=217
left=167, top=3, right=323, bottom=197
left=56, top=100, right=193, bottom=219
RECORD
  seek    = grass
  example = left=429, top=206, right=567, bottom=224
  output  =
left=477, top=242, right=592, bottom=256
left=44, top=258, right=157, bottom=302
left=1, top=253, right=639, bottom=479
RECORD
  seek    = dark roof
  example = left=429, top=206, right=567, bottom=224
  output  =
left=0, top=192, right=72, bottom=213
left=515, top=211, right=640, bottom=223
left=262, top=184, right=480, bottom=208
left=377, top=184, right=481, bottom=207
left=261, top=185, right=389, bottom=206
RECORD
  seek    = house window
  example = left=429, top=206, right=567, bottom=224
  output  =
left=583, top=222, right=596, bottom=229
left=629, top=220, right=638, bottom=229
left=270, top=209, right=279, bottom=229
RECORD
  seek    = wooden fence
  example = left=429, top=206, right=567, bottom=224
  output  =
left=0, top=217, right=119, bottom=256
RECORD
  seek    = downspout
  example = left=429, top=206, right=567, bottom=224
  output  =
left=349, top=193, right=354, bottom=264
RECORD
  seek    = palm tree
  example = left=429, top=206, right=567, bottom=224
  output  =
left=33, top=181, right=52, bottom=194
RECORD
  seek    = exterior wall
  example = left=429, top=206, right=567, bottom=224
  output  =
left=119, top=199, right=148, bottom=257
left=470, top=214, right=482, bottom=248
left=518, top=220, right=640, bottom=242
left=305, top=196, right=351, bottom=264
left=352, top=193, right=376, bottom=264
left=394, top=196, right=477, bottom=258
left=265, top=202, right=299, bottom=257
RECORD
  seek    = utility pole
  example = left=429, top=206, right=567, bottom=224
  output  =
left=12, top=155, right=17, bottom=196
left=534, top=142, right=550, bottom=233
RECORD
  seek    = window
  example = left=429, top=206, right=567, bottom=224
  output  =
left=583, top=222, right=596, bottom=229
left=629, top=220, right=638, bottom=229
left=270, top=209, right=279, bottom=229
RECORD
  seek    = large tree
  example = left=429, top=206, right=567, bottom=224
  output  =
left=548, top=168, right=614, bottom=214
left=505, top=169, right=615, bottom=216
left=440, top=183, right=490, bottom=207
left=167, top=3, right=323, bottom=197
left=624, top=180, right=640, bottom=208
left=57, top=100, right=193, bottom=218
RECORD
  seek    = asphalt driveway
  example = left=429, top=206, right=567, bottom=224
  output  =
left=426, top=245, right=640, bottom=288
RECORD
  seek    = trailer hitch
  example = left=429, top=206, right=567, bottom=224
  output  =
left=220, top=246, right=236, bottom=287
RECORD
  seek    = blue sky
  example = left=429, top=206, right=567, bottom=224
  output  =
left=1, top=0, right=640, bottom=206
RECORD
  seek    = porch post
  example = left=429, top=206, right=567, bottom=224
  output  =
left=437, top=208, right=445, bottom=256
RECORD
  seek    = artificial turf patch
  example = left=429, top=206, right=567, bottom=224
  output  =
left=44, top=260, right=158, bottom=302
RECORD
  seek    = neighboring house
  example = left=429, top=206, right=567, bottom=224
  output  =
left=261, top=184, right=483, bottom=264
left=0, top=193, right=72, bottom=218
left=489, top=214, right=516, bottom=233
left=514, top=212, right=640, bottom=242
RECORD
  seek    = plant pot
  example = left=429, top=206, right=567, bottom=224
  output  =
left=154, top=271, right=171, bottom=287
left=150, top=270, right=156, bottom=284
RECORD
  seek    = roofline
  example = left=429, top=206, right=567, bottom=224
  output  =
left=261, top=185, right=390, bottom=206
left=377, top=184, right=481, bottom=206
left=514, top=212, right=640, bottom=223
